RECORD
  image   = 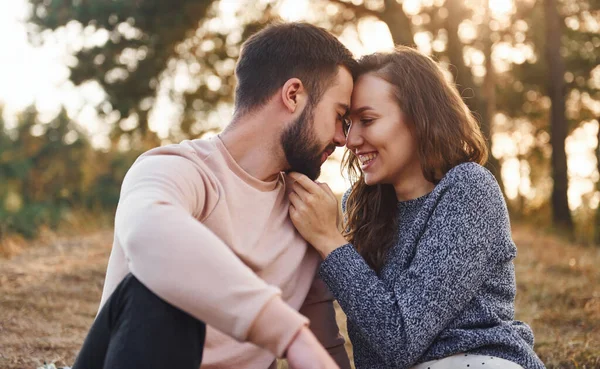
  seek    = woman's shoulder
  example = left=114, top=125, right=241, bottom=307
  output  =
left=429, top=162, right=506, bottom=211
left=443, top=162, right=494, bottom=183
left=439, top=162, right=499, bottom=193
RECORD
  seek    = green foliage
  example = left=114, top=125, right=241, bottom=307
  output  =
left=0, top=105, right=140, bottom=239
left=506, top=0, right=599, bottom=129
left=28, top=0, right=216, bottom=137
left=27, top=0, right=283, bottom=141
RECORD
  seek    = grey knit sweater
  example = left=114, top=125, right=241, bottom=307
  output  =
left=320, top=162, right=545, bottom=369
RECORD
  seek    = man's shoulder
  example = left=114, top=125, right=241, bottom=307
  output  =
left=129, top=138, right=224, bottom=178
left=139, top=137, right=216, bottom=162
left=127, top=138, right=223, bottom=194
left=123, top=138, right=223, bottom=219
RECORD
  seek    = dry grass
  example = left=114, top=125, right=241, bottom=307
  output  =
left=0, top=231, right=112, bottom=369
left=0, top=225, right=598, bottom=369
left=510, top=226, right=600, bottom=368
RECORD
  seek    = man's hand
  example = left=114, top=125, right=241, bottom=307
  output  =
left=286, top=327, right=340, bottom=369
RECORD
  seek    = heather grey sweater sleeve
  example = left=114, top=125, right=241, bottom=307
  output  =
left=320, top=165, right=513, bottom=368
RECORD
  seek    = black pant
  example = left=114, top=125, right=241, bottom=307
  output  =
left=72, top=274, right=206, bottom=369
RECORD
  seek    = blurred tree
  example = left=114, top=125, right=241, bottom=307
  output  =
left=503, top=0, right=599, bottom=233
left=1, top=106, right=67, bottom=237
left=0, top=105, right=140, bottom=239
left=597, top=115, right=600, bottom=244
left=27, top=0, right=208, bottom=142
left=27, top=0, right=283, bottom=144
left=543, top=0, right=573, bottom=232
left=0, top=105, right=12, bottom=240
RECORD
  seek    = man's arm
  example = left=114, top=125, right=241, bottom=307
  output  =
left=299, top=272, right=351, bottom=369
left=114, top=153, right=306, bottom=357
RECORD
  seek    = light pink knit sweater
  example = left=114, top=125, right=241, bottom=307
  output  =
left=99, top=136, right=349, bottom=369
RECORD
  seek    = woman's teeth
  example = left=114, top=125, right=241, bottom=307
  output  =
left=359, top=153, right=377, bottom=165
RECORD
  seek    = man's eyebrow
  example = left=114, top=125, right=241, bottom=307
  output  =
left=337, top=103, right=350, bottom=114
left=351, top=106, right=374, bottom=114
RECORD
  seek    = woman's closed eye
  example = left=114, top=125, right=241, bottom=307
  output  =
left=359, top=118, right=375, bottom=125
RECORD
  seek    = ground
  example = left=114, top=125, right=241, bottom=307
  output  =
left=0, top=225, right=598, bottom=369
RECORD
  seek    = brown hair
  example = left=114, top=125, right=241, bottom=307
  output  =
left=342, top=46, right=488, bottom=272
left=234, top=22, right=357, bottom=115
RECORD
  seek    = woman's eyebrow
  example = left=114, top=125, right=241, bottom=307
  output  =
left=350, top=106, right=374, bottom=114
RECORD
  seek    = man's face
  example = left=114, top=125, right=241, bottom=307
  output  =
left=280, top=67, right=354, bottom=180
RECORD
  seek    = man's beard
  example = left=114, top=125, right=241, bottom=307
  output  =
left=280, top=104, right=329, bottom=181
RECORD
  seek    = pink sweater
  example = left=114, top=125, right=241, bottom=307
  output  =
left=99, top=136, right=350, bottom=369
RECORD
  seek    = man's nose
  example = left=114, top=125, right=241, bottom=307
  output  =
left=333, top=123, right=347, bottom=147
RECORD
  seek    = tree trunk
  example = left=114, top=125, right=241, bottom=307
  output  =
left=544, top=0, right=574, bottom=233
left=481, top=3, right=505, bottom=195
left=381, top=0, right=414, bottom=46
left=595, top=116, right=600, bottom=244
left=444, top=1, right=478, bottom=111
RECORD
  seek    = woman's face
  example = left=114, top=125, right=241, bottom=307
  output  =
left=346, top=73, right=422, bottom=188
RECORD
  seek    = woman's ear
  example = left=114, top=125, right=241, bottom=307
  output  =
left=281, top=78, right=306, bottom=113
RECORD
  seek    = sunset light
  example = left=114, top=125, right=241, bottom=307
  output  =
left=2, top=2, right=600, bottom=366
left=0, top=0, right=599, bottom=210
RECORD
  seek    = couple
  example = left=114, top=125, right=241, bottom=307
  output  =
left=72, top=22, right=545, bottom=369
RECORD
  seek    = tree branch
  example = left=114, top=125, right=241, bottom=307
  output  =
left=326, top=0, right=383, bottom=19
left=380, top=0, right=414, bottom=46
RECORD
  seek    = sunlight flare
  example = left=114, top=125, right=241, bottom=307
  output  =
left=489, top=0, right=514, bottom=17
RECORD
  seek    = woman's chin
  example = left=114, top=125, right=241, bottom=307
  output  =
left=363, top=174, right=381, bottom=186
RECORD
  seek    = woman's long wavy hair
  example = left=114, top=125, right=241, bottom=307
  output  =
left=342, top=46, right=489, bottom=273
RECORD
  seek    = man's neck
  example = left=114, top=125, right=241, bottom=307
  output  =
left=219, top=116, right=286, bottom=183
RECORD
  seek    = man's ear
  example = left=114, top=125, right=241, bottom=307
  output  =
left=281, top=78, right=306, bottom=113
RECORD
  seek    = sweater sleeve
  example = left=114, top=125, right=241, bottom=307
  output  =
left=114, top=153, right=308, bottom=357
left=299, top=272, right=351, bottom=369
left=320, top=167, right=512, bottom=368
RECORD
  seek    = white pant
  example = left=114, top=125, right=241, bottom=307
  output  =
left=411, top=354, right=524, bottom=369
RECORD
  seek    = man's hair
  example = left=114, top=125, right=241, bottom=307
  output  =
left=234, top=22, right=357, bottom=115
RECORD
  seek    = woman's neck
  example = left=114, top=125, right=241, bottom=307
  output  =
left=393, top=173, right=435, bottom=202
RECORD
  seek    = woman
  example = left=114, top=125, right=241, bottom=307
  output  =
left=287, top=47, right=545, bottom=369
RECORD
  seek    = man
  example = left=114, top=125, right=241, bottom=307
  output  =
left=72, top=22, right=356, bottom=369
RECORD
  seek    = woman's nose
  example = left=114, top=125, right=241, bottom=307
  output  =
left=345, top=124, right=363, bottom=150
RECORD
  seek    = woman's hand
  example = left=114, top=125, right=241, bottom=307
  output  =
left=287, top=172, right=348, bottom=259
